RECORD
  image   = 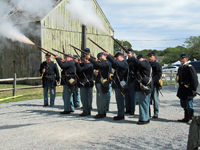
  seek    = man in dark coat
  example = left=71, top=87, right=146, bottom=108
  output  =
left=177, top=53, right=198, bottom=123
left=74, top=55, right=94, bottom=116
left=39, top=53, right=60, bottom=107
left=104, top=52, right=128, bottom=120
left=127, top=53, right=152, bottom=125
left=86, top=52, right=110, bottom=118
left=125, top=48, right=136, bottom=115
left=73, top=55, right=80, bottom=108
left=55, top=54, right=76, bottom=114
left=148, top=52, right=162, bottom=118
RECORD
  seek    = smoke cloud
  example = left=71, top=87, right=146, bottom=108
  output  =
left=66, top=0, right=106, bottom=32
left=0, top=0, right=58, bottom=44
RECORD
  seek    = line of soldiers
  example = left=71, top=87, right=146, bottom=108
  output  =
left=39, top=49, right=198, bottom=125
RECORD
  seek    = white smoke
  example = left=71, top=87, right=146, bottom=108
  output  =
left=0, top=21, right=32, bottom=43
left=66, top=0, right=106, bottom=32
left=0, top=0, right=58, bottom=44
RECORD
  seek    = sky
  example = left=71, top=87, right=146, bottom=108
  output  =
left=96, top=0, right=200, bottom=50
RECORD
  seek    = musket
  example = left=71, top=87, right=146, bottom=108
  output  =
left=37, top=46, right=65, bottom=78
left=37, top=45, right=65, bottom=62
left=88, top=38, right=115, bottom=59
left=52, top=48, right=79, bottom=60
left=111, top=36, right=130, bottom=54
left=69, top=44, right=96, bottom=59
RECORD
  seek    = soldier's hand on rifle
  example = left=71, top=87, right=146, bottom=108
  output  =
left=74, top=58, right=78, bottom=63
left=103, top=51, right=109, bottom=56
left=55, top=55, right=58, bottom=59
left=42, top=69, right=45, bottom=73
left=61, top=59, right=65, bottom=63
left=86, top=53, right=90, bottom=60
left=128, top=52, right=133, bottom=59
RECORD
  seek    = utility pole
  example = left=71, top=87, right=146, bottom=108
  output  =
left=81, top=24, right=86, bottom=58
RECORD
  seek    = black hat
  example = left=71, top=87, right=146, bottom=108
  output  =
left=147, top=52, right=156, bottom=56
left=97, top=52, right=104, bottom=60
left=82, top=55, right=87, bottom=60
left=180, top=53, right=189, bottom=58
left=84, top=48, right=90, bottom=53
left=114, top=52, right=124, bottom=58
left=127, top=48, right=134, bottom=52
left=137, top=54, right=145, bottom=59
left=73, top=55, right=79, bottom=59
left=45, top=53, right=51, bottom=57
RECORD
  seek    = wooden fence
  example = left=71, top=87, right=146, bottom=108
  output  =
left=0, top=72, right=178, bottom=97
left=162, top=71, right=177, bottom=87
left=0, top=73, right=42, bottom=97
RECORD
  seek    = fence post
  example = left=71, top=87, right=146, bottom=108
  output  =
left=13, top=73, right=16, bottom=98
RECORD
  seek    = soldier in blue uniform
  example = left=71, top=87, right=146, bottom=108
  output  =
left=86, top=52, right=110, bottom=118
left=73, top=55, right=80, bottom=108
left=127, top=53, right=152, bottom=125
left=148, top=52, right=162, bottom=118
left=104, top=52, right=128, bottom=120
left=125, top=48, right=136, bottom=115
left=74, top=55, right=94, bottom=116
left=39, top=53, right=60, bottom=107
left=55, top=54, right=76, bottom=114
left=177, top=53, right=198, bottom=123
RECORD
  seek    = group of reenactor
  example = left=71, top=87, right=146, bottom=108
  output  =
left=39, top=47, right=198, bottom=125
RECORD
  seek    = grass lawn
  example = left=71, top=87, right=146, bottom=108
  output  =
left=0, top=84, right=63, bottom=104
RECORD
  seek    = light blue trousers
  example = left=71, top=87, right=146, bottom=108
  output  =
left=114, top=88, right=125, bottom=117
left=80, top=87, right=93, bottom=115
left=63, top=85, right=74, bottom=111
left=73, top=85, right=80, bottom=107
left=137, top=91, right=151, bottom=121
left=150, top=87, right=160, bottom=115
left=105, top=83, right=112, bottom=110
left=181, top=99, right=194, bottom=112
left=96, top=83, right=106, bottom=115
left=43, top=86, right=55, bottom=105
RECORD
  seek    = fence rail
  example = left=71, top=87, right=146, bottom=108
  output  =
left=0, top=73, right=42, bottom=97
left=0, top=72, right=178, bottom=98
left=161, top=71, right=177, bottom=87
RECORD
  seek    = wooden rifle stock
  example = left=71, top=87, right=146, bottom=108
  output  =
left=111, top=36, right=130, bottom=54
left=69, top=44, right=96, bottom=59
left=52, top=48, right=78, bottom=60
left=88, top=38, right=115, bottom=59
left=37, top=46, right=65, bottom=62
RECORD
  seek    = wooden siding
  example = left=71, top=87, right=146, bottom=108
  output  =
left=0, top=22, right=41, bottom=80
left=41, top=0, right=114, bottom=62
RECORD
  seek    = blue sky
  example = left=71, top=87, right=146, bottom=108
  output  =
left=96, top=0, right=200, bottom=50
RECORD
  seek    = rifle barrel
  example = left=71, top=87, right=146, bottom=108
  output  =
left=88, top=38, right=115, bottom=59
left=69, top=44, right=96, bottom=59
left=52, top=48, right=77, bottom=59
left=37, top=45, right=64, bottom=61
left=111, top=36, right=130, bottom=54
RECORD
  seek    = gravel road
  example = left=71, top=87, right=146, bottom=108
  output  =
left=0, top=85, right=199, bottom=150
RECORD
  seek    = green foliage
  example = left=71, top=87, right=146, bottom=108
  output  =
left=184, top=36, right=200, bottom=60
left=114, top=36, right=200, bottom=66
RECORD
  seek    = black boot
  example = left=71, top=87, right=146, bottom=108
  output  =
left=188, top=111, right=194, bottom=120
left=178, top=109, right=189, bottom=122
left=187, top=111, right=194, bottom=125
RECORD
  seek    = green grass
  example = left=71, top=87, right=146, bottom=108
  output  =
left=0, top=84, right=63, bottom=104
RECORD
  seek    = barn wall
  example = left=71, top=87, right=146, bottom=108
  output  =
left=0, top=22, right=41, bottom=82
left=41, top=0, right=114, bottom=62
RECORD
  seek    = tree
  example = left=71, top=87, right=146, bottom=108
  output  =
left=114, top=39, right=132, bottom=55
left=184, top=36, right=200, bottom=60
